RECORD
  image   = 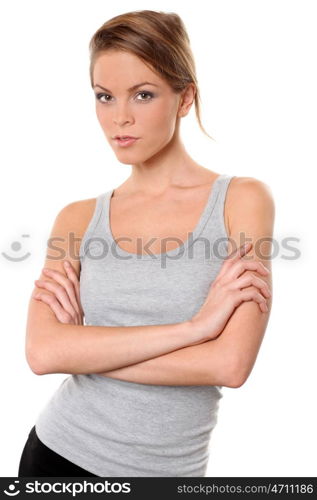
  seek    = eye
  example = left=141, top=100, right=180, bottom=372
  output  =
left=136, top=91, right=154, bottom=101
left=95, top=93, right=111, bottom=103
left=95, top=91, right=154, bottom=103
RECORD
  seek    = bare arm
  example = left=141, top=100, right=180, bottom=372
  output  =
left=93, top=177, right=275, bottom=388
left=25, top=200, right=206, bottom=375
left=95, top=336, right=235, bottom=387
left=215, top=177, right=275, bottom=386
left=28, top=316, right=203, bottom=375
left=27, top=179, right=273, bottom=387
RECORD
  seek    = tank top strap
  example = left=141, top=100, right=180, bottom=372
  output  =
left=200, top=174, right=235, bottom=233
left=199, top=174, right=236, bottom=242
left=79, top=190, right=111, bottom=261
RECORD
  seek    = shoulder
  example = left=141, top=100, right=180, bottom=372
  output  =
left=57, top=196, right=97, bottom=217
left=226, top=176, right=275, bottom=235
left=48, top=196, right=98, bottom=265
left=55, top=197, right=98, bottom=232
left=228, top=175, right=274, bottom=205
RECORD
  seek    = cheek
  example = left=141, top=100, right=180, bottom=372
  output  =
left=96, top=106, right=109, bottom=126
left=140, top=104, right=175, bottom=131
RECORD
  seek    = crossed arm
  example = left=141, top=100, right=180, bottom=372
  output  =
left=90, top=178, right=275, bottom=388
left=95, top=336, right=236, bottom=386
left=28, top=178, right=274, bottom=388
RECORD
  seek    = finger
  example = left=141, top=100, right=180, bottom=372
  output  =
left=63, top=261, right=84, bottom=316
left=41, top=267, right=80, bottom=316
left=34, top=280, right=77, bottom=320
left=232, top=260, right=270, bottom=280
left=231, top=273, right=271, bottom=298
left=217, top=242, right=253, bottom=281
left=33, top=292, right=74, bottom=324
left=223, top=261, right=269, bottom=284
left=63, top=262, right=84, bottom=318
left=42, top=267, right=80, bottom=315
left=238, top=287, right=268, bottom=312
left=62, top=263, right=83, bottom=317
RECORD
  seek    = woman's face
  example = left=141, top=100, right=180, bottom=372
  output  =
left=92, top=50, right=186, bottom=164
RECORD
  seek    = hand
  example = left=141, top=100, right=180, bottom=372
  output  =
left=33, top=261, right=84, bottom=325
left=190, top=242, right=271, bottom=340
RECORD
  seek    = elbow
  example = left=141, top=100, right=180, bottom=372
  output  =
left=25, top=324, right=61, bottom=375
left=226, top=365, right=249, bottom=389
left=221, top=357, right=249, bottom=389
left=226, top=373, right=247, bottom=389
left=26, top=344, right=49, bottom=376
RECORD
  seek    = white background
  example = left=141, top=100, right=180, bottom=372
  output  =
left=0, top=0, right=316, bottom=477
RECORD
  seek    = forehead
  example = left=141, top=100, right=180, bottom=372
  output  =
left=92, top=50, right=164, bottom=88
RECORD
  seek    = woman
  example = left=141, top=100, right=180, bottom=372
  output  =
left=19, top=10, right=274, bottom=477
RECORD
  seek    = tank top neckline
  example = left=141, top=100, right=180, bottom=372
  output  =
left=103, top=173, right=227, bottom=260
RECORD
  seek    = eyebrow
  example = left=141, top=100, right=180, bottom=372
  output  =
left=93, top=81, right=159, bottom=92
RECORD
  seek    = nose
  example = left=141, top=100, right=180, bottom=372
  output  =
left=113, top=102, right=134, bottom=127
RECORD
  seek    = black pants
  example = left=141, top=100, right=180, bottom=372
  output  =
left=18, top=425, right=98, bottom=477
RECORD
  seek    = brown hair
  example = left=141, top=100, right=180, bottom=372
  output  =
left=88, top=10, right=215, bottom=141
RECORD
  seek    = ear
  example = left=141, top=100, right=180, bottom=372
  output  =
left=177, top=83, right=196, bottom=117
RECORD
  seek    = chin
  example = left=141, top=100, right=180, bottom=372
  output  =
left=114, top=149, right=151, bottom=163
left=116, top=157, right=135, bottom=165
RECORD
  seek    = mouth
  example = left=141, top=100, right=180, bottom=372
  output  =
left=113, top=135, right=138, bottom=140
left=113, top=136, right=140, bottom=147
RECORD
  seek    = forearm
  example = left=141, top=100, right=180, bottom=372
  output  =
left=96, top=336, right=235, bottom=387
left=31, top=319, right=205, bottom=375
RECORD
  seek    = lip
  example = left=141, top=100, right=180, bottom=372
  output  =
left=114, top=137, right=139, bottom=147
left=113, top=135, right=138, bottom=140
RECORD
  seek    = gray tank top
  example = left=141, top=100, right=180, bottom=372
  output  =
left=35, top=173, right=235, bottom=477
